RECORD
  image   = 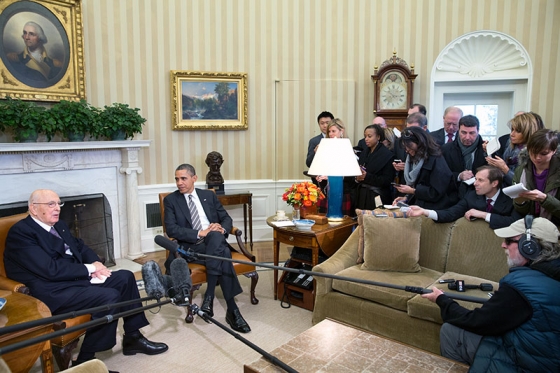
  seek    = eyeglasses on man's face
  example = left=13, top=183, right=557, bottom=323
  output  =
left=504, top=237, right=520, bottom=246
left=33, top=201, right=65, bottom=208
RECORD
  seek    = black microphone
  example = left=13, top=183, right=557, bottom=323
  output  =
left=170, top=257, right=192, bottom=307
left=141, top=260, right=166, bottom=300
left=154, top=235, right=195, bottom=259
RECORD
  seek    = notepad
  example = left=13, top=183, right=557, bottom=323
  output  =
left=486, top=137, right=501, bottom=156
left=503, top=183, right=529, bottom=198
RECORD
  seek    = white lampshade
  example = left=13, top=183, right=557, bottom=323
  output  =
left=308, top=138, right=362, bottom=176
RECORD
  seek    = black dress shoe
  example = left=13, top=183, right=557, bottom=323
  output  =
left=201, top=295, right=214, bottom=317
left=122, top=334, right=169, bottom=356
left=225, top=309, right=251, bottom=333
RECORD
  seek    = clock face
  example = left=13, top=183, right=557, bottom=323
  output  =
left=379, top=81, right=407, bottom=110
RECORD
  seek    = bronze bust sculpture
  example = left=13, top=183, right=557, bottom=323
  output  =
left=205, top=151, right=224, bottom=185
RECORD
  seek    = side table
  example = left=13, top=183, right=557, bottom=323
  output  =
left=0, top=290, right=54, bottom=373
left=217, top=192, right=253, bottom=251
left=266, top=216, right=356, bottom=310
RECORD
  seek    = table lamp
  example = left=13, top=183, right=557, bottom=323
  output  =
left=308, top=138, right=362, bottom=221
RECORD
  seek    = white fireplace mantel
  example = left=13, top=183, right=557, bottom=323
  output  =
left=0, top=140, right=150, bottom=260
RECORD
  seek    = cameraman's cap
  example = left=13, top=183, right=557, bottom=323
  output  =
left=494, top=217, right=559, bottom=243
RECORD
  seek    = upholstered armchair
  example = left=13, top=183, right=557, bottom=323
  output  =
left=158, top=192, right=259, bottom=323
left=0, top=213, right=91, bottom=371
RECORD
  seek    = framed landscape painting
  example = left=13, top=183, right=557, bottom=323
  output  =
left=0, top=0, right=86, bottom=101
left=170, top=70, right=248, bottom=130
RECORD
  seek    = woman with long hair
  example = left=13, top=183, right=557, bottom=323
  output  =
left=354, top=124, right=394, bottom=208
left=486, top=112, right=542, bottom=186
left=393, top=126, right=457, bottom=209
left=513, top=129, right=560, bottom=225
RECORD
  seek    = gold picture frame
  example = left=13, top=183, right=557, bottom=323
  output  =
left=0, top=0, right=86, bottom=102
left=170, top=70, right=248, bottom=130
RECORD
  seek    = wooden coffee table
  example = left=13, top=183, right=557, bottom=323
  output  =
left=243, top=318, right=468, bottom=373
left=0, top=290, right=54, bottom=373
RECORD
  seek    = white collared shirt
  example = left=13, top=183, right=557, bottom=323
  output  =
left=184, top=190, right=210, bottom=230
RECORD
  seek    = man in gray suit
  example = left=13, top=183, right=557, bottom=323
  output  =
left=163, top=164, right=250, bottom=333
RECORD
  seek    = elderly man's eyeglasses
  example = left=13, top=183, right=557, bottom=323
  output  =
left=504, top=237, right=520, bottom=246
left=33, top=201, right=65, bottom=208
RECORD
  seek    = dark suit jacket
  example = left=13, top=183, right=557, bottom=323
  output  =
left=430, top=128, right=447, bottom=147
left=442, top=136, right=488, bottom=197
left=435, top=189, right=521, bottom=229
left=408, top=155, right=458, bottom=209
left=306, top=134, right=325, bottom=167
left=5, top=216, right=100, bottom=312
left=163, top=189, right=232, bottom=248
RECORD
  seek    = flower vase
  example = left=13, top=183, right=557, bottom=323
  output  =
left=301, top=204, right=317, bottom=218
left=292, top=205, right=301, bottom=220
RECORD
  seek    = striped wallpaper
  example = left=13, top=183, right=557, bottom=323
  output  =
left=80, top=0, right=560, bottom=185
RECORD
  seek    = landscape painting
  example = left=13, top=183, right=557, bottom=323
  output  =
left=170, top=71, right=248, bottom=130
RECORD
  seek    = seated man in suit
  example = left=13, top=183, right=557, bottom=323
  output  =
left=163, top=163, right=251, bottom=333
left=4, top=189, right=168, bottom=371
left=407, top=165, right=521, bottom=229
left=442, top=114, right=488, bottom=198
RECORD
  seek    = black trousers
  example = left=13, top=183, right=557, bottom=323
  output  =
left=53, top=270, right=149, bottom=352
left=165, top=231, right=243, bottom=300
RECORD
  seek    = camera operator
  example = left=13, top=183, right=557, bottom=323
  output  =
left=422, top=217, right=560, bottom=372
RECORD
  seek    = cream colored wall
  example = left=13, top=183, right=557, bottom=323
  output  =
left=81, top=0, right=560, bottom=186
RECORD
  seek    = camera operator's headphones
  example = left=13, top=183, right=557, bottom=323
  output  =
left=518, top=215, right=541, bottom=260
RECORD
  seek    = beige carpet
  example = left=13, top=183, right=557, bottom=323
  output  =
left=31, top=269, right=313, bottom=373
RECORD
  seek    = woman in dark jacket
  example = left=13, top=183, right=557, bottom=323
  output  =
left=393, top=126, right=457, bottom=209
left=513, top=129, right=560, bottom=226
left=355, top=124, right=395, bottom=208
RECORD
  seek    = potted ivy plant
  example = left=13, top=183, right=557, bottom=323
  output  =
left=49, top=99, right=100, bottom=141
left=98, top=103, right=146, bottom=140
left=0, top=96, right=53, bottom=142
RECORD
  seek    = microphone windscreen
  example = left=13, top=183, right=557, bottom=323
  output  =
left=141, top=260, right=166, bottom=299
left=154, top=235, right=179, bottom=254
left=170, top=258, right=193, bottom=292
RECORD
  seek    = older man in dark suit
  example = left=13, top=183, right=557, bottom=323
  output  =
left=430, top=106, right=463, bottom=146
left=4, top=189, right=167, bottom=370
left=408, top=165, right=521, bottom=229
left=163, top=163, right=250, bottom=333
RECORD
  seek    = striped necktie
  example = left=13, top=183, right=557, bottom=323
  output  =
left=50, top=227, right=72, bottom=255
left=188, top=195, right=202, bottom=230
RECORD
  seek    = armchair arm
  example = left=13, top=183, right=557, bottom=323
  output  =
left=313, top=229, right=360, bottom=296
left=229, top=227, right=255, bottom=262
left=0, top=276, right=30, bottom=294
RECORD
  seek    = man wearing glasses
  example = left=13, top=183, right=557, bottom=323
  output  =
left=422, top=217, right=560, bottom=372
left=4, top=189, right=168, bottom=370
left=430, top=106, right=463, bottom=146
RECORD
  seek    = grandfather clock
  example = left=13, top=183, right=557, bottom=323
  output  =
left=371, top=52, right=417, bottom=131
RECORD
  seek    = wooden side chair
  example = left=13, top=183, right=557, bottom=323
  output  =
left=158, top=192, right=259, bottom=322
left=0, top=213, right=91, bottom=371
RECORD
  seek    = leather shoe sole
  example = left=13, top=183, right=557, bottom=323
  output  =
left=201, top=295, right=214, bottom=317
left=225, top=309, right=251, bottom=333
left=122, top=335, right=168, bottom=356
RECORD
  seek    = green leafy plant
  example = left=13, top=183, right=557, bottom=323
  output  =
left=0, top=97, right=50, bottom=142
left=49, top=99, right=100, bottom=140
left=98, top=103, right=146, bottom=140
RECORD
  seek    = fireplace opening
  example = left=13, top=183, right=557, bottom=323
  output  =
left=0, top=193, right=116, bottom=267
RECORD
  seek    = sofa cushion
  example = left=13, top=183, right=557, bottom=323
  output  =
left=417, top=217, right=454, bottom=273
left=333, top=265, right=443, bottom=312
left=445, top=218, right=509, bottom=282
left=361, top=215, right=422, bottom=272
left=407, top=271, right=499, bottom=324
left=355, top=208, right=407, bottom=264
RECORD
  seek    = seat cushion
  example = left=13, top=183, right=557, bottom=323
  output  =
left=361, top=215, right=422, bottom=273
left=407, top=271, right=498, bottom=324
left=333, top=265, right=442, bottom=312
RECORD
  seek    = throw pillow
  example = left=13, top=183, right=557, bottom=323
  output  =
left=361, top=214, right=421, bottom=272
left=355, top=208, right=408, bottom=264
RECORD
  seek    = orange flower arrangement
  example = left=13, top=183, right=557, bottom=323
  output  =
left=282, top=181, right=325, bottom=207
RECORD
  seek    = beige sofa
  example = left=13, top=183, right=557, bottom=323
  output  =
left=312, top=216, right=509, bottom=354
